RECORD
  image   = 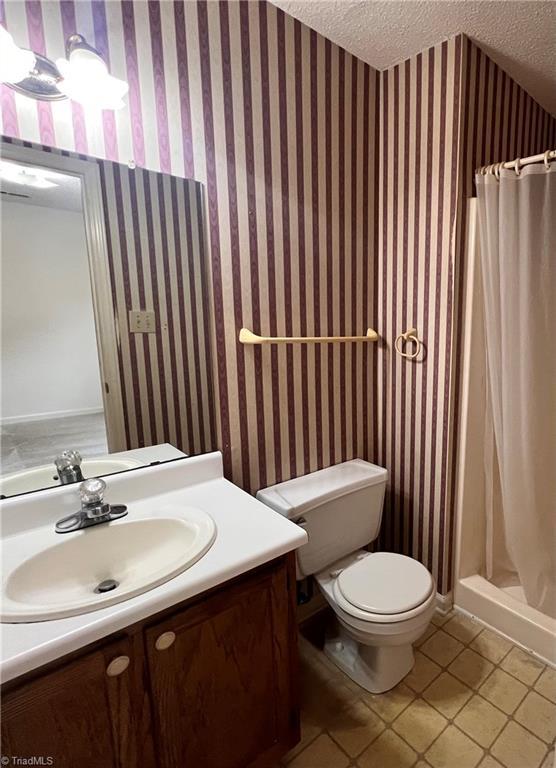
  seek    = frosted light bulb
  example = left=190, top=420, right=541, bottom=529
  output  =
left=56, top=45, right=128, bottom=110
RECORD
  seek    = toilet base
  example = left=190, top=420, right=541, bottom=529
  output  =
left=324, top=622, right=415, bottom=694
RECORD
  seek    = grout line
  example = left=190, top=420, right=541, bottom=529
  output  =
left=399, top=626, right=555, bottom=752
left=416, top=626, right=555, bottom=747
left=292, top=621, right=554, bottom=768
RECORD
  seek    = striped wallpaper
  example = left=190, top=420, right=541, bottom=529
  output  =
left=1, top=2, right=555, bottom=594
left=374, top=36, right=464, bottom=593
left=98, top=162, right=216, bottom=457
left=0, top=0, right=377, bottom=493
left=375, top=35, right=556, bottom=593
left=461, top=38, right=556, bottom=192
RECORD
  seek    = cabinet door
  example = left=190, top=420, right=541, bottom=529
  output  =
left=1, top=636, right=155, bottom=768
left=146, top=559, right=297, bottom=768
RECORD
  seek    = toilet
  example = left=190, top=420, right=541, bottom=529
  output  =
left=256, top=459, right=436, bottom=694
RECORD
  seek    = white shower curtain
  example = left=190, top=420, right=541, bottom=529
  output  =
left=476, top=162, right=556, bottom=618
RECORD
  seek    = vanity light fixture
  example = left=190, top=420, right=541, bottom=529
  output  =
left=0, top=26, right=35, bottom=85
left=0, top=27, right=128, bottom=110
left=56, top=34, right=128, bottom=110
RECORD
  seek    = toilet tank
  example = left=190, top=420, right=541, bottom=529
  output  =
left=256, top=459, right=387, bottom=577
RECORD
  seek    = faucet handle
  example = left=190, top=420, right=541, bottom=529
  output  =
left=80, top=477, right=106, bottom=505
left=55, top=449, right=82, bottom=471
left=63, top=449, right=82, bottom=466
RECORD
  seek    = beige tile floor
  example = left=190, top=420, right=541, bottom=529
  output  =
left=281, top=610, right=556, bottom=768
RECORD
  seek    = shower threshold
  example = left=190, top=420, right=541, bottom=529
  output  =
left=455, top=574, right=556, bottom=666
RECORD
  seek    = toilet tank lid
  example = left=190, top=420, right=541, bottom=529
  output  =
left=256, top=459, right=388, bottom=519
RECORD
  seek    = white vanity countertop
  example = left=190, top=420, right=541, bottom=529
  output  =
left=109, top=442, right=186, bottom=464
left=0, top=452, right=307, bottom=683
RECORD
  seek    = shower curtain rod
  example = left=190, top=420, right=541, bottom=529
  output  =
left=477, top=148, right=555, bottom=175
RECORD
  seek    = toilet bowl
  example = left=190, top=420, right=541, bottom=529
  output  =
left=256, top=459, right=436, bottom=695
left=315, top=550, right=436, bottom=693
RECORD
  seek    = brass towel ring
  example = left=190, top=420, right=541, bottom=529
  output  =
left=394, top=327, right=422, bottom=360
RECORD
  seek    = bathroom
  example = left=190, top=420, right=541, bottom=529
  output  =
left=0, top=1, right=554, bottom=767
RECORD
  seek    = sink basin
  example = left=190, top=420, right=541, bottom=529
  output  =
left=0, top=457, right=144, bottom=497
left=2, top=508, right=216, bottom=622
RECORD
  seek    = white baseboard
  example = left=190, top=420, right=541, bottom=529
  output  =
left=1, top=407, right=103, bottom=426
left=435, top=591, right=454, bottom=615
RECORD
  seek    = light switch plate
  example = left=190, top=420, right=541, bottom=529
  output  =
left=129, top=310, right=156, bottom=333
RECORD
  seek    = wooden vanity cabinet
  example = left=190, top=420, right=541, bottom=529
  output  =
left=146, top=555, right=297, bottom=768
left=1, top=554, right=300, bottom=768
left=1, top=634, right=155, bottom=768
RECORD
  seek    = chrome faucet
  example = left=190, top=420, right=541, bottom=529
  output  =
left=54, top=450, right=84, bottom=485
left=55, top=478, right=128, bottom=534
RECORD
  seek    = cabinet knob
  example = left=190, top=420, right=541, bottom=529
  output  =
left=106, top=655, right=130, bottom=677
left=155, top=631, right=176, bottom=651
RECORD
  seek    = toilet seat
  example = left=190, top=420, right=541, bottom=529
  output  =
left=330, top=552, right=435, bottom=624
left=314, top=550, right=437, bottom=693
left=337, top=552, right=434, bottom=614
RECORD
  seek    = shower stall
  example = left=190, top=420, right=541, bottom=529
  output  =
left=454, top=156, right=556, bottom=666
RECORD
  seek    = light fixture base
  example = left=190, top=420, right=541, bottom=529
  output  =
left=66, top=33, right=94, bottom=57
left=7, top=52, right=65, bottom=102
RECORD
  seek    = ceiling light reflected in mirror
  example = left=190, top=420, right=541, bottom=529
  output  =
left=0, top=161, right=60, bottom=190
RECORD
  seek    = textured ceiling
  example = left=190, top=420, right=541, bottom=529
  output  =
left=271, top=1, right=556, bottom=117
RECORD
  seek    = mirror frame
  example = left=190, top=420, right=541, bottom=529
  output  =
left=1, top=141, right=126, bottom=452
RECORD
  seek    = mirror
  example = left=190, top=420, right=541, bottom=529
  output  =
left=0, top=140, right=217, bottom=498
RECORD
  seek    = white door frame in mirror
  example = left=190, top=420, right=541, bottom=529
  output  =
left=1, top=142, right=126, bottom=452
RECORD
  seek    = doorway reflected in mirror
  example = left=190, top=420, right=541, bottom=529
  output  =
left=0, top=139, right=217, bottom=498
